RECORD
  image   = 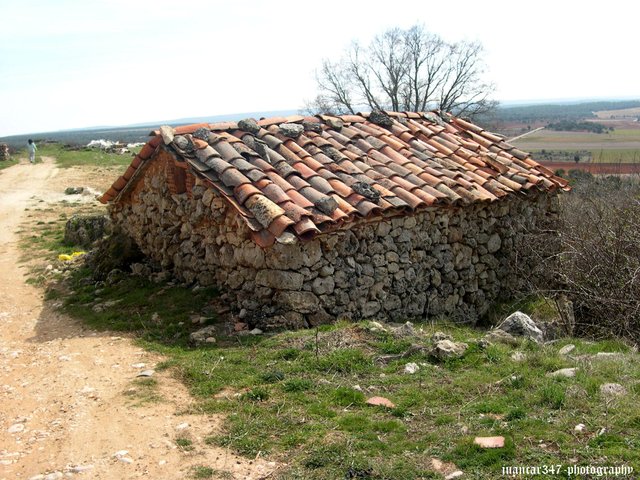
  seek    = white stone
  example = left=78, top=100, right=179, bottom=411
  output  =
left=250, top=328, right=263, bottom=335
left=574, top=423, right=586, bottom=432
left=511, top=352, right=526, bottom=362
left=69, top=465, right=94, bottom=473
left=547, top=368, right=577, bottom=378
left=445, top=472, right=464, bottom=480
left=8, top=423, right=25, bottom=433
left=431, top=340, right=468, bottom=360
left=175, top=422, right=189, bottom=431
left=498, top=311, right=544, bottom=343
left=43, top=473, right=63, bottom=480
left=404, top=363, right=420, bottom=374
left=559, top=344, right=575, bottom=355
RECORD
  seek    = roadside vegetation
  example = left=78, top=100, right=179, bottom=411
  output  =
left=36, top=142, right=136, bottom=168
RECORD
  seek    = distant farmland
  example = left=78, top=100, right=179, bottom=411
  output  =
left=511, top=128, right=640, bottom=163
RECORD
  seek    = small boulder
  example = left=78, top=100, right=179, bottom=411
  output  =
left=559, top=344, right=576, bottom=355
left=497, top=311, right=544, bottom=343
left=392, top=321, right=417, bottom=338
left=431, top=340, right=468, bottom=361
left=64, top=214, right=111, bottom=248
left=404, top=363, right=420, bottom=374
left=431, top=331, right=453, bottom=343
left=547, top=367, right=577, bottom=378
left=189, top=325, right=218, bottom=345
left=445, top=472, right=464, bottom=480
left=366, top=321, right=388, bottom=333
left=511, top=352, right=526, bottom=362
left=483, top=329, right=519, bottom=346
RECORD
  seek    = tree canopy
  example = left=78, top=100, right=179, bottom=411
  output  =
left=308, top=25, right=496, bottom=118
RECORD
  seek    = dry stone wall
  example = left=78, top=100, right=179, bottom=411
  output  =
left=110, top=152, right=560, bottom=329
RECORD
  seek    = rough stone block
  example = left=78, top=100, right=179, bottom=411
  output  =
left=255, top=270, right=304, bottom=290
left=274, top=291, right=320, bottom=313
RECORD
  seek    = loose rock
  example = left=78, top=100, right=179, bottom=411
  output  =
left=404, top=363, right=420, bottom=374
left=8, top=423, right=25, bottom=433
left=483, top=328, right=519, bottom=346
left=446, top=472, right=464, bottom=480
left=511, top=352, right=526, bottom=362
left=189, top=325, right=218, bottom=345
left=431, top=331, right=453, bottom=343
left=430, top=340, right=468, bottom=361
left=547, top=367, right=577, bottom=378
left=559, top=344, right=576, bottom=355
left=497, top=311, right=544, bottom=343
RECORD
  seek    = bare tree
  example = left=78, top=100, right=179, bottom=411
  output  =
left=307, top=25, right=496, bottom=118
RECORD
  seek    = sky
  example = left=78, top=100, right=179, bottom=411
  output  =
left=1, top=0, right=639, bottom=137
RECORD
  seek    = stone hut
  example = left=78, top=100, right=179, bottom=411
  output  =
left=100, top=111, right=569, bottom=329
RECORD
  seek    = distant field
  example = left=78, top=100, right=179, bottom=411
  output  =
left=594, top=106, right=640, bottom=119
left=528, top=148, right=640, bottom=164
left=512, top=128, right=640, bottom=163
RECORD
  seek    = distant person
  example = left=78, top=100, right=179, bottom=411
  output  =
left=27, top=139, right=37, bottom=164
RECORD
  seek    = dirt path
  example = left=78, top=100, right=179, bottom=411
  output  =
left=0, top=158, right=275, bottom=479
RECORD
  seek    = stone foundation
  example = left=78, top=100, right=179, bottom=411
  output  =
left=110, top=151, right=560, bottom=329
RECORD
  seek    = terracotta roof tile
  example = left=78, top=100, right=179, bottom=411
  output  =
left=138, top=143, right=156, bottom=160
left=234, top=183, right=261, bottom=205
left=106, top=111, right=569, bottom=243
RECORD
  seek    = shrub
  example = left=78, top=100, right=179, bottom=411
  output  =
left=521, top=174, right=640, bottom=340
left=556, top=176, right=640, bottom=338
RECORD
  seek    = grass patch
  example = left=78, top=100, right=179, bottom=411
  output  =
left=124, top=377, right=162, bottom=405
left=0, top=158, right=19, bottom=170
left=39, top=262, right=640, bottom=478
left=176, top=437, right=194, bottom=451
left=38, top=142, right=135, bottom=168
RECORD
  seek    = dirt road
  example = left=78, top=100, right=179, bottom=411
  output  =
left=0, top=158, right=274, bottom=479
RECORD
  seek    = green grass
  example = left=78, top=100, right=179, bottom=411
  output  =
left=0, top=157, right=19, bottom=170
left=37, top=142, right=136, bottom=168
left=51, top=267, right=640, bottom=479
